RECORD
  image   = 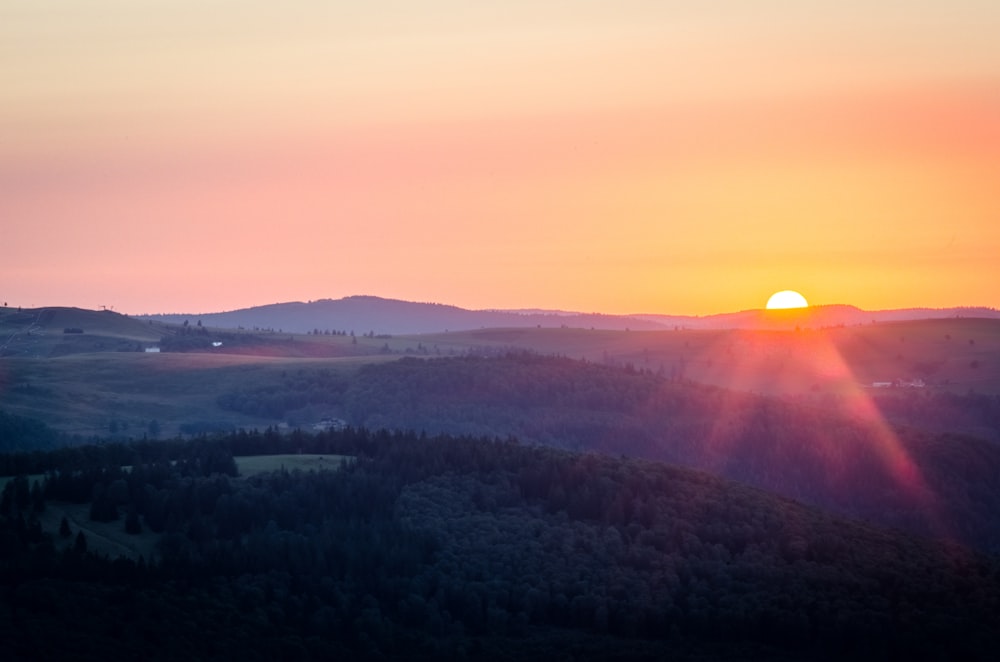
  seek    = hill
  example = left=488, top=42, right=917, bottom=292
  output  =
left=0, top=306, right=163, bottom=359
left=141, top=295, right=667, bottom=335
left=219, top=353, right=1000, bottom=550
left=0, top=352, right=393, bottom=441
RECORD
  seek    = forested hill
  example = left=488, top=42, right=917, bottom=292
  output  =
left=2, top=430, right=999, bottom=660
left=219, top=354, right=1000, bottom=550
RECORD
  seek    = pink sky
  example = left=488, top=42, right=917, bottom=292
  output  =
left=3, top=1, right=999, bottom=314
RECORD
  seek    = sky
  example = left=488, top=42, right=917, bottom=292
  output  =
left=3, top=1, right=999, bottom=315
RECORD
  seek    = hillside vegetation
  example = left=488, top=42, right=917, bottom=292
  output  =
left=412, top=317, right=1000, bottom=395
left=216, top=354, right=1000, bottom=550
left=0, top=411, right=60, bottom=452
left=2, top=430, right=998, bottom=660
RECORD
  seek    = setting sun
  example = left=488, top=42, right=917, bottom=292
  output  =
left=766, top=290, right=809, bottom=310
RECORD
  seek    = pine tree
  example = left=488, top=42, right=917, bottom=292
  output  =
left=30, top=481, right=45, bottom=513
left=125, top=509, right=142, bottom=535
left=73, top=530, right=88, bottom=554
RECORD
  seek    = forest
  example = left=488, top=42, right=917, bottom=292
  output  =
left=2, top=427, right=999, bottom=660
left=217, top=354, right=1000, bottom=551
left=0, top=410, right=60, bottom=453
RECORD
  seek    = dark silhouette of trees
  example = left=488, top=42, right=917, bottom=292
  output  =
left=0, top=410, right=60, bottom=452
left=73, top=530, right=87, bottom=554
left=3, top=428, right=999, bottom=659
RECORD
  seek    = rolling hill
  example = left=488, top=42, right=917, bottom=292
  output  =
left=0, top=306, right=163, bottom=359
left=140, top=295, right=1000, bottom=334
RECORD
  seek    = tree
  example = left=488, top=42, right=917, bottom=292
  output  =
left=59, top=516, right=72, bottom=538
left=73, top=530, right=88, bottom=554
left=125, top=509, right=142, bottom=535
left=90, top=494, right=119, bottom=522
left=30, top=481, right=45, bottom=513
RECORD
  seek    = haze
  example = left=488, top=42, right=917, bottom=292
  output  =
left=3, top=1, right=999, bottom=314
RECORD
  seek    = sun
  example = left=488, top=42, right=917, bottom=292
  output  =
left=766, top=290, right=809, bottom=310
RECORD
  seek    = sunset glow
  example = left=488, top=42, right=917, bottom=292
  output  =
left=2, top=2, right=999, bottom=314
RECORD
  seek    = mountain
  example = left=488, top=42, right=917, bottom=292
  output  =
left=140, top=295, right=667, bottom=335
left=635, top=304, right=1000, bottom=329
left=141, top=297, right=1000, bottom=335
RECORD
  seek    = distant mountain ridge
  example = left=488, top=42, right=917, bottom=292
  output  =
left=139, top=296, right=1000, bottom=335
left=141, top=296, right=666, bottom=335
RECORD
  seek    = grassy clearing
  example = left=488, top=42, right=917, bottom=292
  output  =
left=235, top=454, right=351, bottom=478
left=0, top=472, right=159, bottom=561
left=37, top=501, right=159, bottom=561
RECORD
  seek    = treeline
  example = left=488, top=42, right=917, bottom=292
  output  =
left=217, top=369, right=350, bottom=418
left=2, top=428, right=999, bottom=659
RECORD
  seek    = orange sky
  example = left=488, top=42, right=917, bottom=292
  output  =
left=3, top=2, right=999, bottom=315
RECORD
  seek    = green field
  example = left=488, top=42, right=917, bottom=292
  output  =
left=235, top=453, right=351, bottom=477
left=0, top=352, right=391, bottom=437
left=40, top=501, right=159, bottom=561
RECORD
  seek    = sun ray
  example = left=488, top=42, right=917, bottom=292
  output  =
left=652, top=325, right=954, bottom=545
